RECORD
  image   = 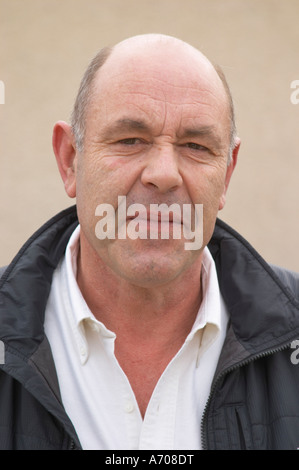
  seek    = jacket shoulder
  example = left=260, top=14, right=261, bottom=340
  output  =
left=0, top=266, right=7, bottom=280
left=270, top=264, right=299, bottom=298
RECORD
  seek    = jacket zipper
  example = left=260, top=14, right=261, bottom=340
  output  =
left=69, top=439, right=77, bottom=450
left=200, top=341, right=292, bottom=450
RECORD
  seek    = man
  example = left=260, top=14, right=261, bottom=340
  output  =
left=0, top=34, right=299, bottom=450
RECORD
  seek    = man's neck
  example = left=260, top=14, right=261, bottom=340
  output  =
left=76, top=234, right=204, bottom=417
left=76, top=241, right=203, bottom=348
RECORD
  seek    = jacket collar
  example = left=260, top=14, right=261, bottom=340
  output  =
left=0, top=206, right=78, bottom=355
left=209, top=218, right=299, bottom=371
left=0, top=206, right=81, bottom=448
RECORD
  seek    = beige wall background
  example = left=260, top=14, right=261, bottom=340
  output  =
left=0, top=0, right=299, bottom=270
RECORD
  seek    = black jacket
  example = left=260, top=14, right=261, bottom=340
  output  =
left=0, top=205, right=299, bottom=450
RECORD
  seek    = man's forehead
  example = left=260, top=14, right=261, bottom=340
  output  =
left=92, top=68, right=228, bottom=132
left=86, top=35, right=231, bottom=137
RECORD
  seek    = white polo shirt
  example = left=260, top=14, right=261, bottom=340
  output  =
left=44, top=225, right=228, bottom=450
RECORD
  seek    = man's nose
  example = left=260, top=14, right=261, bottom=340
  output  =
left=140, top=144, right=183, bottom=193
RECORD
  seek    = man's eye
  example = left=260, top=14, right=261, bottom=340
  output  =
left=118, top=138, right=142, bottom=145
left=186, top=142, right=208, bottom=151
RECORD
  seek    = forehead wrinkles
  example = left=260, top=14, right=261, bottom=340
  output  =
left=89, top=69, right=227, bottom=131
left=84, top=36, right=232, bottom=129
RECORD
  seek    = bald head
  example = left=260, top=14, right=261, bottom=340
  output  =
left=112, top=34, right=213, bottom=70
left=71, top=34, right=236, bottom=159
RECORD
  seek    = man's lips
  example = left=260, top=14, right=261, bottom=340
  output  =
left=126, top=211, right=183, bottom=224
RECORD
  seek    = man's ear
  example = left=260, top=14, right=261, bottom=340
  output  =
left=218, top=137, right=241, bottom=211
left=52, top=121, right=77, bottom=198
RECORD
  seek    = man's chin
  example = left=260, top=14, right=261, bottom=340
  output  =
left=106, top=241, right=200, bottom=288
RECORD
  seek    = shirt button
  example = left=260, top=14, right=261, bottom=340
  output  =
left=124, top=401, right=135, bottom=413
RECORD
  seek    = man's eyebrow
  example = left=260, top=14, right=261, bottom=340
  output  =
left=101, top=120, right=222, bottom=146
left=101, top=118, right=150, bottom=138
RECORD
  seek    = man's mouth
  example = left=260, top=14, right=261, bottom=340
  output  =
left=126, top=208, right=184, bottom=225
